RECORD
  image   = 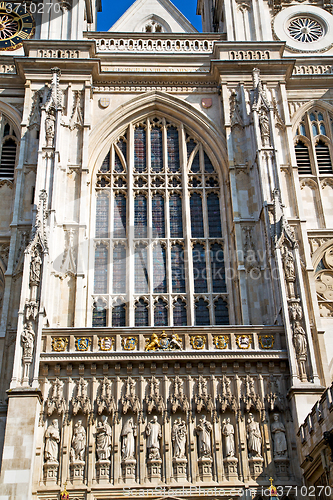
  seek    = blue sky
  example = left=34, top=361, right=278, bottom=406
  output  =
left=97, top=0, right=202, bottom=31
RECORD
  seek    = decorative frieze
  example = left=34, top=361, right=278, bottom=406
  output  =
left=94, top=37, right=214, bottom=54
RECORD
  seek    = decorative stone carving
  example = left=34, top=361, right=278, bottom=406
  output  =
left=222, top=418, right=236, bottom=457
left=70, top=420, right=86, bottom=483
left=145, top=331, right=182, bottom=351
left=194, top=376, right=214, bottom=413
left=266, top=375, right=284, bottom=412
left=230, top=89, right=244, bottom=128
left=46, top=378, right=66, bottom=416
left=258, top=108, right=271, bottom=147
left=292, top=321, right=308, bottom=382
left=195, top=415, right=212, bottom=459
left=122, top=377, right=141, bottom=414
left=218, top=375, right=238, bottom=413
left=121, top=418, right=137, bottom=482
left=96, top=416, right=112, bottom=461
left=96, top=377, right=116, bottom=416
left=44, top=419, right=60, bottom=463
left=21, top=321, right=35, bottom=380
left=271, top=414, right=288, bottom=458
left=270, top=189, right=297, bottom=250
left=145, top=416, right=162, bottom=460
left=71, top=378, right=92, bottom=419
left=172, top=418, right=187, bottom=459
left=246, top=413, right=262, bottom=458
left=69, top=90, right=83, bottom=130
left=60, top=228, right=76, bottom=276
left=169, top=376, right=189, bottom=413
left=45, top=111, right=55, bottom=147
left=145, top=376, right=165, bottom=414
left=242, top=375, right=263, bottom=413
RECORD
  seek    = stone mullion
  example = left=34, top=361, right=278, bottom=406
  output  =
left=139, top=376, right=145, bottom=483
left=147, top=120, right=153, bottom=325
left=201, top=146, right=213, bottom=324
left=180, top=125, right=194, bottom=325
left=212, top=375, right=224, bottom=482
left=187, top=375, right=195, bottom=482
left=128, top=124, right=135, bottom=327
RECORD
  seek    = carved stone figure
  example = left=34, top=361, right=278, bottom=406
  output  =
left=70, top=420, right=86, bottom=462
left=145, top=416, right=162, bottom=460
left=30, top=247, right=42, bottom=285
left=293, top=320, right=308, bottom=381
left=44, top=419, right=60, bottom=463
left=21, top=321, right=35, bottom=360
left=96, top=416, right=112, bottom=461
left=222, top=418, right=235, bottom=457
left=283, top=247, right=295, bottom=280
left=259, top=108, right=270, bottom=146
left=195, top=415, right=212, bottom=458
left=172, top=418, right=187, bottom=459
left=271, top=414, right=288, bottom=458
left=121, top=417, right=137, bottom=460
left=246, top=413, right=262, bottom=458
left=45, top=112, right=55, bottom=147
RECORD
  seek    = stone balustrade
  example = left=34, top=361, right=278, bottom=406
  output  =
left=93, top=37, right=215, bottom=53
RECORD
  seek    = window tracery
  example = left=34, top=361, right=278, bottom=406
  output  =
left=0, top=117, right=18, bottom=179
left=295, top=109, right=333, bottom=176
left=93, top=117, right=228, bottom=327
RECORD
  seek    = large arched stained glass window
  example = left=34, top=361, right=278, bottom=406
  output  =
left=93, top=117, right=228, bottom=327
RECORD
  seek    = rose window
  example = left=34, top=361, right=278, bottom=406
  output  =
left=288, top=17, right=324, bottom=43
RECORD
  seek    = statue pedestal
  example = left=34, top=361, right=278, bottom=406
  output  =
left=122, top=458, right=136, bottom=483
left=43, top=461, right=59, bottom=484
left=172, top=457, right=187, bottom=481
left=70, top=460, right=85, bottom=484
left=96, top=459, right=110, bottom=483
left=147, top=458, right=162, bottom=482
left=249, top=456, right=264, bottom=479
left=274, top=456, right=289, bottom=478
left=198, top=456, right=213, bottom=482
left=223, top=456, right=238, bottom=480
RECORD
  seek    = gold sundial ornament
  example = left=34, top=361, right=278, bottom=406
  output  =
left=0, top=3, right=35, bottom=51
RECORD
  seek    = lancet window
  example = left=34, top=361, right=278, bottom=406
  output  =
left=0, top=117, right=18, bottom=179
left=93, top=117, right=228, bottom=327
left=294, top=109, right=333, bottom=176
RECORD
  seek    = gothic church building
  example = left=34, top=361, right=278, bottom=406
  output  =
left=0, top=0, right=332, bottom=498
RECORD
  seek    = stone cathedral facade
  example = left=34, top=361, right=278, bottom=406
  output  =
left=0, top=0, right=332, bottom=499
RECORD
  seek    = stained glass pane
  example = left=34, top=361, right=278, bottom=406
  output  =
left=135, top=244, right=148, bottom=293
left=134, top=195, right=147, bottom=238
left=134, top=126, right=146, bottom=173
left=114, top=194, right=126, bottom=238
left=167, top=126, right=180, bottom=172
left=299, top=123, right=306, bottom=136
left=169, top=194, right=183, bottom=238
left=113, top=244, right=126, bottom=293
left=153, top=244, right=167, bottom=293
left=135, top=298, right=148, bottom=327
left=320, top=123, right=326, bottom=135
left=114, top=152, right=124, bottom=173
left=190, top=152, right=200, bottom=173
left=173, top=298, right=187, bottom=326
left=96, top=192, right=109, bottom=238
left=117, top=138, right=127, bottom=164
left=94, top=245, right=108, bottom=293
left=190, top=193, right=204, bottom=238
left=151, top=127, right=163, bottom=173
left=207, top=193, right=222, bottom=237
left=152, top=194, right=165, bottom=237
left=214, top=297, right=229, bottom=325
left=195, top=298, right=210, bottom=326
left=310, top=113, right=316, bottom=121
left=193, top=243, right=207, bottom=293
left=112, top=304, right=126, bottom=327
left=100, top=152, right=110, bottom=173
left=312, top=124, right=318, bottom=136
left=154, top=299, right=168, bottom=326
left=204, top=152, right=215, bottom=173
left=211, top=243, right=226, bottom=293
left=318, top=113, right=324, bottom=121
left=171, top=244, right=185, bottom=293
left=92, top=302, right=107, bottom=327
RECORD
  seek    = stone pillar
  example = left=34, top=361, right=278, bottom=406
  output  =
left=0, top=390, right=42, bottom=500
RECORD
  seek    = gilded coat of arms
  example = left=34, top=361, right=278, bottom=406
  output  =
left=75, top=337, right=92, bottom=351
left=145, top=331, right=183, bottom=351
left=213, top=335, right=229, bottom=349
left=235, top=334, right=252, bottom=349
left=259, top=335, right=275, bottom=349
left=51, top=337, right=69, bottom=352
left=190, top=335, right=206, bottom=350
left=99, top=337, right=115, bottom=351
left=122, top=337, right=138, bottom=351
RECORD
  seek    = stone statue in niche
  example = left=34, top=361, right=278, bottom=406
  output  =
left=21, top=321, right=35, bottom=360
left=96, top=416, right=112, bottom=461
left=70, top=420, right=86, bottom=462
left=283, top=247, right=295, bottom=281
left=246, top=413, right=262, bottom=458
left=172, top=418, right=187, bottom=459
left=121, top=417, right=137, bottom=460
left=45, top=111, right=55, bottom=147
left=222, top=418, right=235, bottom=457
left=271, top=414, right=288, bottom=458
left=44, top=419, right=60, bottom=463
left=258, top=108, right=270, bottom=147
left=195, top=415, right=212, bottom=458
left=145, top=415, right=162, bottom=460
left=293, top=320, right=308, bottom=381
left=30, top=247, right=42, bottom=285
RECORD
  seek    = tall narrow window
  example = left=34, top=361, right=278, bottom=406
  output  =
left=295, top=141, right=312, bottom=175
left=94, top=244, right=108, bottom=294
left=93, top=118, right=228, bottom=327
left=315, top=140, right=332, bottom=174
left=92, top=299, right=107, bottom=327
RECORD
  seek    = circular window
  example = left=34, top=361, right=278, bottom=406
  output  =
left=273, top=5, right=333, bottom=52
left=288, top=17, right=324, bottom=43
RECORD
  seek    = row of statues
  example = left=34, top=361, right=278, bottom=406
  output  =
left=45, top=413, right=288, bottom=465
